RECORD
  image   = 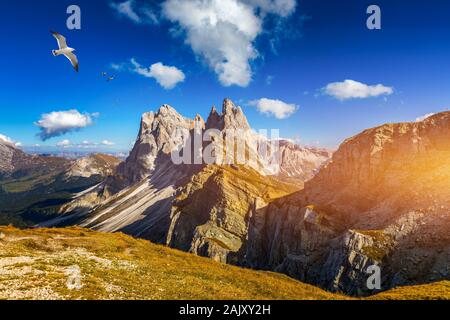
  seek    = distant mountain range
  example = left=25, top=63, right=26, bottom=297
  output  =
left=0, top=140, right=121, bottom=226
left=2, top=99, right=449, bottom=298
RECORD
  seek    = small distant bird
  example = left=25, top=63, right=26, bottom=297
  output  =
left=51, top=31, right=78, bottom=72
left=101, top=71, right=115, bottom=82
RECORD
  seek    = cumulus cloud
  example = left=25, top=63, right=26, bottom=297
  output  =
left=161, top=0, right=296, bottom=87
left=249, top=98, right=298, bottom=119
left=324, top=80, right=393, bottom=100
left=35, top=110, right=98, bottom=141
left=415, top=113, right=435, bottom=122
left=131, top=59, right=185, bottom=89
left=110, top=0, right=159, bottom=24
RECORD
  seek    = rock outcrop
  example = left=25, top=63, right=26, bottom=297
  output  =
left=276, top=140, right=331, bottom=185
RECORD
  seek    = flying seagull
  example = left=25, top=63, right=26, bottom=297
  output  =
left=107, top=76, right=115, bottom=82
left=51, top=31, right=78, bottom=72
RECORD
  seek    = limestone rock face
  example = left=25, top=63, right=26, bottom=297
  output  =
left=116, top=105, right=195, bottom=185
left=248, top=111, right=450, bottom=296
left=206, top=99, right=251, bottom=131
left=276, top=140, right=331, bottom=185
left=303, top=111, right=450, bottom=223
left=166, top=165, right=297, bottom=264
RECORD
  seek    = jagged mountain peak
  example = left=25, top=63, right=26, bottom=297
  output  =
left=206, top=98, right=250, bottom=131
left=120, top=99, right=330, bottom=184
left=118, top=104, right=194, bottom=184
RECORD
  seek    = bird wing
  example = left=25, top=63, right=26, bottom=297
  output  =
left=64, top=52, right=79, bottom=72
left=51, top=31, right=67, bottom=49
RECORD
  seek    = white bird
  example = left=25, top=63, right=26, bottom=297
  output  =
left=51, top=31, right=78, bottom=72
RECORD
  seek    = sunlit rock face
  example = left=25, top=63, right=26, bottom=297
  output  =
left=303, top=111, right=450, bottom=225
left=249, top=111, right=450, bottom=296
left=116, top=104, right=195, bottom=186
left=275, top=140, right=332, bottom=185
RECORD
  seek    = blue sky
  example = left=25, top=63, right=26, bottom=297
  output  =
left=1, top=0, right=450, bottom=152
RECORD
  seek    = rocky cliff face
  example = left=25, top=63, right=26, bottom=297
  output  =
left=303, top=112, right=450, bottom=223
left=247, top=112, right=450, bottom=296
left=115, top=105, right=196, bottom=186
left=276, top=140, right=331, bottom=185
left=166, top=165, right=297, bottom=264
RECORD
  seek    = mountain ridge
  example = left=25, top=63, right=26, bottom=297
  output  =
left=35, top=101, right=450, bottom=297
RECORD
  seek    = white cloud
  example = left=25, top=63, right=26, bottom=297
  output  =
left=161, top=0, right=296, bottom=87
left=110, top=0, right=159, bottom=24
left=249, top=98, right=298, bottom=119
left=324, top=80, right=394, bottom=100
left=131, top=59, right=185, bottom=89
left=243, top=0, right=297, bottom=17
left=0, top=134, right=21, bottom=147
left=56, top=139, right=72, bottom=147
left=111, top=0, right=140, bottom=23
left=110, top=63, right=125, bottom=71
left=415, top=113, right=435, bottom=122
left=35, top=110, right=97, bottom=141
left=101, top=140, right=115, bottom=146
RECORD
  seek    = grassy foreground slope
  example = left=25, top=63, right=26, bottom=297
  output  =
left=0, top=226, right=341, bottom=300
left=0, top=227, right=448, bottom=300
